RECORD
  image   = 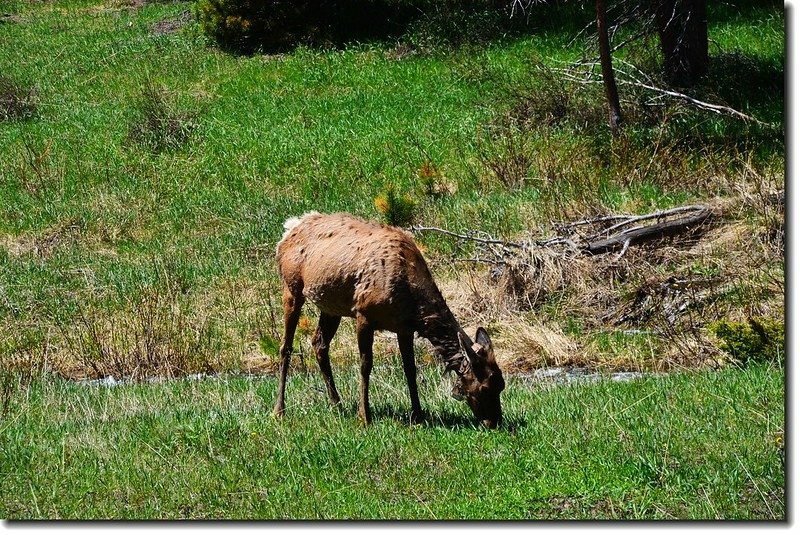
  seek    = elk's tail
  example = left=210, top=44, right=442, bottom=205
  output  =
left=277, top=211, right=320, bottom=250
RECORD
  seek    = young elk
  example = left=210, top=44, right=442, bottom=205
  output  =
left=273, top=212, right=505, bottom=428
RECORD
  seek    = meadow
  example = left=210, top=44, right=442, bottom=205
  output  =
left=0, top=0, right=785, bottom=520
left=0, top=363, right=785, bottom=519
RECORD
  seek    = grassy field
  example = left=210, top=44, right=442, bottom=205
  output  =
left=0, top=0, right=786, bottom=520
left=0, top=363, right=785, bottom=519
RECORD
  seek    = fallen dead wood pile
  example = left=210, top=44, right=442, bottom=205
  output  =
left=410, top=204, right=713, bottom=264
left=410, top=199, right=781, bottom=372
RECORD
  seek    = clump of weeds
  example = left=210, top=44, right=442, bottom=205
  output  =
left=57, top=277, right=231, bottom=381
left=0, top=75, right=37, bottom=122
left=127, top=80, right=198, bottom=153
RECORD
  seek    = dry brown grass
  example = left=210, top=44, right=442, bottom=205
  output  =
left=429, top=159, right=783, bottom=374
left=435, top=263, right=586, bottom=371
left=0, top=219, right=82, bottom=259
left=55, top=286, right=228, bottom=381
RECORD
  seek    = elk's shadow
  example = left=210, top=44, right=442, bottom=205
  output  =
left=341, top=402, right=527, bottom=432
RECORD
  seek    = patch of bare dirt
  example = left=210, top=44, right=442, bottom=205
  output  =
left=1, top=219, right=82, bottom=259
left=151, top=10, right=191, bottom=36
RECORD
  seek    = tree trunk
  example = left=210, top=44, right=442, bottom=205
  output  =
left=654, top=0, right=709, bottom=87
left=596, top=0, right=623, bottom=134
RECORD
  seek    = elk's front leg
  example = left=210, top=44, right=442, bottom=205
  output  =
left=398, top=332, right=424, bottom=424
left=356, top=314, right=374, bottom=425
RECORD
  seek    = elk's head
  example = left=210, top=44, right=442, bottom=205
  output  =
left=452, top=327, right=505, bottom=429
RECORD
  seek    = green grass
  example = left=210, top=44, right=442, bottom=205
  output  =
left=0, top=0, right=783, bottom=332
left=0, top=363, right=784, bottom=519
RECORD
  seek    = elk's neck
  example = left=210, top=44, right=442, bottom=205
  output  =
left=416, top=296, right=465, bottom=372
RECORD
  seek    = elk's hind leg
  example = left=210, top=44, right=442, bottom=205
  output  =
left=313, top=312, right=342, bottom=407
left=273, top=286, right=304, bottom=418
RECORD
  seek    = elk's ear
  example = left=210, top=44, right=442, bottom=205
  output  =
left=475, top=327, right=492, bottom=350
left=458, top=331, right=482, bottom=369
left=475, top=327, right=494, bottom=362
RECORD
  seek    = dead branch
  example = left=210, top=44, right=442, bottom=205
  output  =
left=409, top=204, right=713, bottom=261
left=554, top=204, right=708, bottom=238
left=408, top=225, right=524, bottom=249
left=558, top=62, right=773, bottom=127
left=622, top=79, right=771, bottom=126
left=581, top=204, right=710, bottom=241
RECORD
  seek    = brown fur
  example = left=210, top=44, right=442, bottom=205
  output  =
left=272, top=212, right=504, bottom=427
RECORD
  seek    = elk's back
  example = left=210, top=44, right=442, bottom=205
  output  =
left=276, top=212, right=428, bottom=331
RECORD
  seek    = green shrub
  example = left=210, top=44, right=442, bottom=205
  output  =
left=374, top=184, right=417, bottom=227
left=195, top=0, right=315, bottom=53
left=709, top=317, right=785, bottom=366
left=194, top=0, right=414, bottom=53
left=194, top=0, right=515, bottom=53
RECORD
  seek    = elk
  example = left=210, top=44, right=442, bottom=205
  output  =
left=272, top=212, right=505, bottom=428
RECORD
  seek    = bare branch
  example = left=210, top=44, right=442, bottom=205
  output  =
left=408, top=225, right=525, bottom=249
left=583, top=207, right=713, bottom=254
left=622, top=79, right=772, bottom=127
left=558, top=60, right=773, bottom=127
left=614, top=238, right=632, bottom=261
left=410, top=204, right=714, bottom=263
left=582, top=204, right=710, bottom=241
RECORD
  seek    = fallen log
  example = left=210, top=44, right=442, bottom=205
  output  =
left=582, top=206, right=713, bottom=255
left=410, top=204, right=714, bottom=261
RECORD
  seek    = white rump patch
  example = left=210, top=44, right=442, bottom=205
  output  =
left=278, top=211, right=320, bottom=244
